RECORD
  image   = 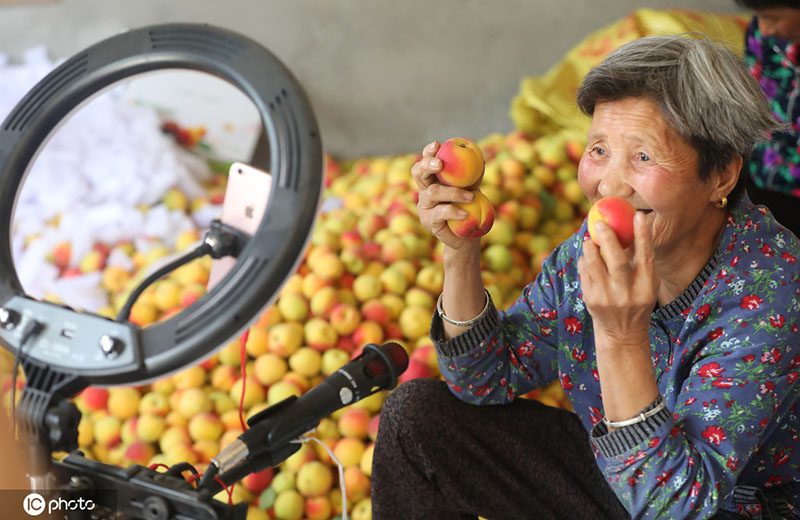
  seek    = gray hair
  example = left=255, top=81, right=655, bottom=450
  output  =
left=576, top=34, right=783, bottom=203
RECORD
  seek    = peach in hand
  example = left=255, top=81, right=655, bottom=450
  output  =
left=447, top=190, right=495, bottom=239
left=587, top=197, right=637, bottom=248
left=435, top=138, right=485, bottom=188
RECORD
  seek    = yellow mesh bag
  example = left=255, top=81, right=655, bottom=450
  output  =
left=510, top=8, right=750, bottom=138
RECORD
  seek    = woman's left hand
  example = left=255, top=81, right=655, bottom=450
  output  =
left=578, top=211, right=659, bottom=346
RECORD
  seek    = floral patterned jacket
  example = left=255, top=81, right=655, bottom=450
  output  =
left=432, top=197, right=800, bottom=519
left=743, top=17, right=800, bottom=198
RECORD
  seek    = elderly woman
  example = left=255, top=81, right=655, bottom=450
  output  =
left=371, top=35, right=799, bottom=520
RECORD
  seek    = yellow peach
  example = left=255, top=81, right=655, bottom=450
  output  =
left=277, top=293, right=309, bottom=322
left=288, top=347, right=323, bottom=378
left=229, top=376, right=265, bottom=410
left=210, top=364, right=238, bottom=392
left=267, top=380, right=302, bottom=406
left=447, top=190, right=495, bottom=239
left=77, top=415, right=94, bottom=447
left=320, top=348, right=350, bottom=377
left=107, top=387, right=140, bottom=420
left=329, top=303, right=361, bottom=336
left=136, top=413, right=166, bottom=443
left=352, top=274, right=382, bottom=303
left=209, top=391, right=237, bottom=415
left=253, top=353, right=288, bottom=386
left=268, top=322, right=304, bottom=357
left=333, top=437, right=366, bottom=468
left=194, top=439, right=220, bottom=463
left=305, top=496, right=332, bottom=520
left=435, top=138, right=485, bottom=188
left=352, top=321, right=384, bottom=347
left=93, top=415, right=122, bottom=447
left=158, top=425, right=191, bottom=454
left=352, top=497, right=372, bottom=520
left=176, top=387, right=212, bottom=419
left=172, top=365, right=206, bottom=389
left=128, top=300, right=158, bottom=327
left=343, top=466, right=370, bottom=502
left=398, top=305, right=432, bottom=341
left=245, top=327, right=270, bottom=357
left=153, top=279, right=182, bottom=311
left=337, top=407, right=370, bottom=439
left=309, top=286, right=340, bottom=318
left=188, top=412, right=224, bottom=442
left=296, top=460, right=334, bottom=498
left=359, top=442, right=375, bottom=476
left=220, top=428, right=244, bottom=450
left=273, top=490, right=304, bottom=520
left=100, top=266, right=131, bottom=293
left=303, top=318, right=338, bottom=352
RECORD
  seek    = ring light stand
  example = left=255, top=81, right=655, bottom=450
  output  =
left=0, top=24, right=323, bottom=519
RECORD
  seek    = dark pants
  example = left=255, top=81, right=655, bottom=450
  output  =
left=371, top=378, right=630, bottom=520
left=371, top=379, right=798, bottom=519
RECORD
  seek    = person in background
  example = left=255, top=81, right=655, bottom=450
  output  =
left=736, top=0, right=800, bottom=236
left=371, top=34, right=799, bottom=519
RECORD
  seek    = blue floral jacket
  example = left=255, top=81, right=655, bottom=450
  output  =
left=433, top=197, right=800, bottom=519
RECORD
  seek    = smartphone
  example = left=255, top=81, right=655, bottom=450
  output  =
left=206, top=162, right=272, bottom=289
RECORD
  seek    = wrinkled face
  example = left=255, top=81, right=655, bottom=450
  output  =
left=577, top=98, right=720, bottom=253
left=753, top=7, right=800, bottom=42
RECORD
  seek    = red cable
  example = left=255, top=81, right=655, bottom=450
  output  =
left=148, top=463, right=171, bottom=472
left=214, top=476, right=234, bottom=504
left=187, top=473, right=233, bottom=504
left=239, top=329, right=249, bottom=432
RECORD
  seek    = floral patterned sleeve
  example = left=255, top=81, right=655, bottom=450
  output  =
left=431, top=204, right=799, bottom=518
left=592, top=223, right=800, bottom=518
left=431, top=235, right=576, bottom=404
left=743, top=16, right=800, bottom=197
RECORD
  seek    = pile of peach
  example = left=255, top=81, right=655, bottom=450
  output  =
left=2, top=128, right=589, bottom=520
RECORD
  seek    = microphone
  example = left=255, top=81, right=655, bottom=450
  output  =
left=210, top=342, right=409, bottom=475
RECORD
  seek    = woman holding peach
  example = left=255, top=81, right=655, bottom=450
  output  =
left=372, top=35, right=800, bottom=520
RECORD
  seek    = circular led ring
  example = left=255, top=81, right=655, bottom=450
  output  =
left=0, top=24, right=323, bottom=385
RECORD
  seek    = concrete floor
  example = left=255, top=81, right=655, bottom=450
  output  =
left=0, top=0, right=745, bottom=157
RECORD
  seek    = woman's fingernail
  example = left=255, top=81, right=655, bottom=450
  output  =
left=429, top=158, right=440, bottom=168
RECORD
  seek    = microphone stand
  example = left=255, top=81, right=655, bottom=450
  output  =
left=9, top=331, right=247, bottom=519
left=201, top=343, right=405, bottom=492
left=199, top=395, right=305, bottom=493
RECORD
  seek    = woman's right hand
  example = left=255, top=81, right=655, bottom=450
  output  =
left=411, top=140, right=482, bottom=251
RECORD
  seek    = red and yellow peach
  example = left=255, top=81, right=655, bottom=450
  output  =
left=447, top=190, right=495, bottom=239
left=587, top=197, right=637, bottom=248
left=435, top=138, right=485, bottom=188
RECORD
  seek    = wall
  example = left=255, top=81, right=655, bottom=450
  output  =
left=0, top=0, right=744, bottom=157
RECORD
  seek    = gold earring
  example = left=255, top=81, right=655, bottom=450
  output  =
left=715, top=196, right=728, bottom=209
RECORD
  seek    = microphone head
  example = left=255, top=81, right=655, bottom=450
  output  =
left=362, top=342, right=410, bottom=381
left=380, top=341, right=409, bottom=374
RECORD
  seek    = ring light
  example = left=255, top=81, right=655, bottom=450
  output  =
left=0, top=23, right=324, bottom=386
